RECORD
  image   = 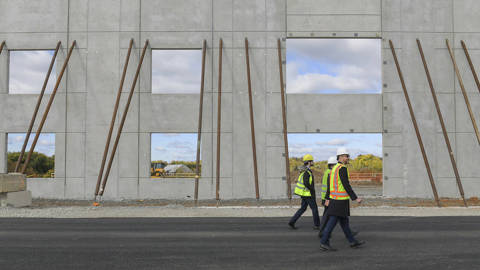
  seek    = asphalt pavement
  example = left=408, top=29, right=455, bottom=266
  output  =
left=0, top=216, right=479, bottom=269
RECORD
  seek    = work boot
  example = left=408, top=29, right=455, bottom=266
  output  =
left=288, top=222, right=297, bottom=230
left=350, top=240, right=365, bottom=249
left=320, top=243, right=337, bottom=251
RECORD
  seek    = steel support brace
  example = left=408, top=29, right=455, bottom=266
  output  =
left=446, top=39, right=480, bottom=146
left=389, top=40, right=441, bottom=207
left=99, top=40, right=149, bottom=196
left=216, top=39, right=223, bottom=201
left=94, top=38, right=134, bottom=198
left=417, top=39, right=466, bottom=207
left=21, top=41, right=77, bottom=174
left=15, top=41, right=61, bottom=173
left=245, top=38, right=260, bottom=200
left=277, top=39, right=291, bottom=200
left=194, top=40, right=207, bottom=204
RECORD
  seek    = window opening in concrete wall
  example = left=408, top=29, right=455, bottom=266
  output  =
left=286, top=39, right=381, bottom=94
left=7, top=133, right=55, bottom=178
left=151, top=50, right=202, bottom=94
left=151, top=133, right=199, bottom=178
left=8, top=50, right=56, bottom=94
left=288, top=133, right=382, bottom=196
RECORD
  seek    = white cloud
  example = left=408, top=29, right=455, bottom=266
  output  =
left=288, top=39, right=380, bottom=67
left=316, top=138, right=348, bottom=146
left=162, top=133, right=180, bottom=137
left=166, top=141, right=194, bottom=150
left=286, top=39, right=381, bottom=93
left=38, top=139, right=54, bottom=146
left=152, top=50, right=202, bottom=94
left=9, top=50, right=57, bottom=94
left=155, top=146, right=166, bottom=152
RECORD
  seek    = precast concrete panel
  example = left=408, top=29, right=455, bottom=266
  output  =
left=1, top=0, right=480, bottom=199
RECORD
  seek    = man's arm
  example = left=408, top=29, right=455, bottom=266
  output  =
left=339, top=167, right=358, bottom=201
left=303, top=170, right=315, bottom=197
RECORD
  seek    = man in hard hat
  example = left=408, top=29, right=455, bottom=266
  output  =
left=320, top=147, right=365, bottom=251
left=317, top=156, right=337, bottom=236
left=288, top=154, right=320, bottom=230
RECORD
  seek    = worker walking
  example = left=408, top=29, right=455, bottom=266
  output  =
left=320, top=147, right=365, bottom=251
left=317, top=156, right=337, bottom=236
left=288, top=154, right=320, bottom=230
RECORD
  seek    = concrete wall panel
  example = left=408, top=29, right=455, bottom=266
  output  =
left=68, top=0, right=88, bottom=32
left=287, top=15, right=381, bottom=32
left=233, top=0, right=267, bottom=31
left=27, top=178, right=65, bottom=199
left=139, top=94, right=200, bottom=132
left=286, top=94, right=382, bottom=133
left=287, top=0, right=380, bottom=15
left=1, top=0, right=479, bottom=200
left=141, top=0, right=212, bottom=32
left=66, top=132, right=85, bottom=178
left=0, top=94, right=66, bottom=133
left=65, top=178, right=85, bottom=199
left=454, top=0, right=480, bottom=33
left=0, top=0, right=68, bottom=33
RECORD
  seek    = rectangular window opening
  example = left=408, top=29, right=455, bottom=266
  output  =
left=288, top=133, right=382, bottom=196
left=151, top=133, right=200, bottom=179
left=286, top=38, right=381, bottom=94
left=7, top=133, right=55, bottom=178
left=151, top=49, right=202, bottom=94
left=8, top=50, right=56, bottom=94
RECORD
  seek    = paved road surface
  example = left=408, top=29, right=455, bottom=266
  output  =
left=0, top=216, right=479, bottom=269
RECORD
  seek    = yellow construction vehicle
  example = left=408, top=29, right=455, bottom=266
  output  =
left=151, top=162, right=166, bottom=177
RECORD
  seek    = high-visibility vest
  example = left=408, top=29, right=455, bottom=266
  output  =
left=329, top=163, right=350, bottom=200
left=294, top=169, right=313, bottom=197
left=321, top=169, right=330, bottom=200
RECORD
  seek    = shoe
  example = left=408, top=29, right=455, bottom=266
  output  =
left=313, top=226, right=320, bottom=230
left=288, top=222, right=297, bottom=230
left=350, top=240, right=365, bottom=248
left=320, top=243, right=337, bottom=251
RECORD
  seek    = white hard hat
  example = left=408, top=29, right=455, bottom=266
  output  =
left=327, top=156, right=337, bottom=165
left=336, top=147, right=349, bottom=156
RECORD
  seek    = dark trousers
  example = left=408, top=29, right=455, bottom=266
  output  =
left=319, top=205, right=329, bottom=232
left=320, top=215, right=356, bottom=245
left=289, top=197, right=320, bottom=227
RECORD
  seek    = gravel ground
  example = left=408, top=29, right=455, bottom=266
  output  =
left=1, top=203, right=479, bottom=218
left=2, top=184, right=479, bottom=218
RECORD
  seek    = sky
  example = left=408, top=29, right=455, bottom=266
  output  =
left=9, top=50, right=56, bottom=94
left=288, top=133, right=382, bottom=161
left=151, top=50, right=202, bottom=94
left=151, top=133, right=197, bottom=162
left=286, top=39, right=381, bottom=94
left=7, top=133, right=56, bottom=157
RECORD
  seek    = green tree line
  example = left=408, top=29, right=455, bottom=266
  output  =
left=289, top=154, right=382, bottom=181
left=7, top=152, right=54, bottom=178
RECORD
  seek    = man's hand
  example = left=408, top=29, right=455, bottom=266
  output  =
left=355, top=198, right=362, bottom=204
left=325, top=200, right=330, bottom=206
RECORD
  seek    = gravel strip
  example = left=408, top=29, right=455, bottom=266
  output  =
left=1, top=205, right=479, bottom=218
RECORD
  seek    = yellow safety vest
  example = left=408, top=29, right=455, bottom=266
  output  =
left=294, top=169, right=313, bottom=197
left=321, top=169, right=330, bottom=200
left=329, top=163, right=350, bottom=200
